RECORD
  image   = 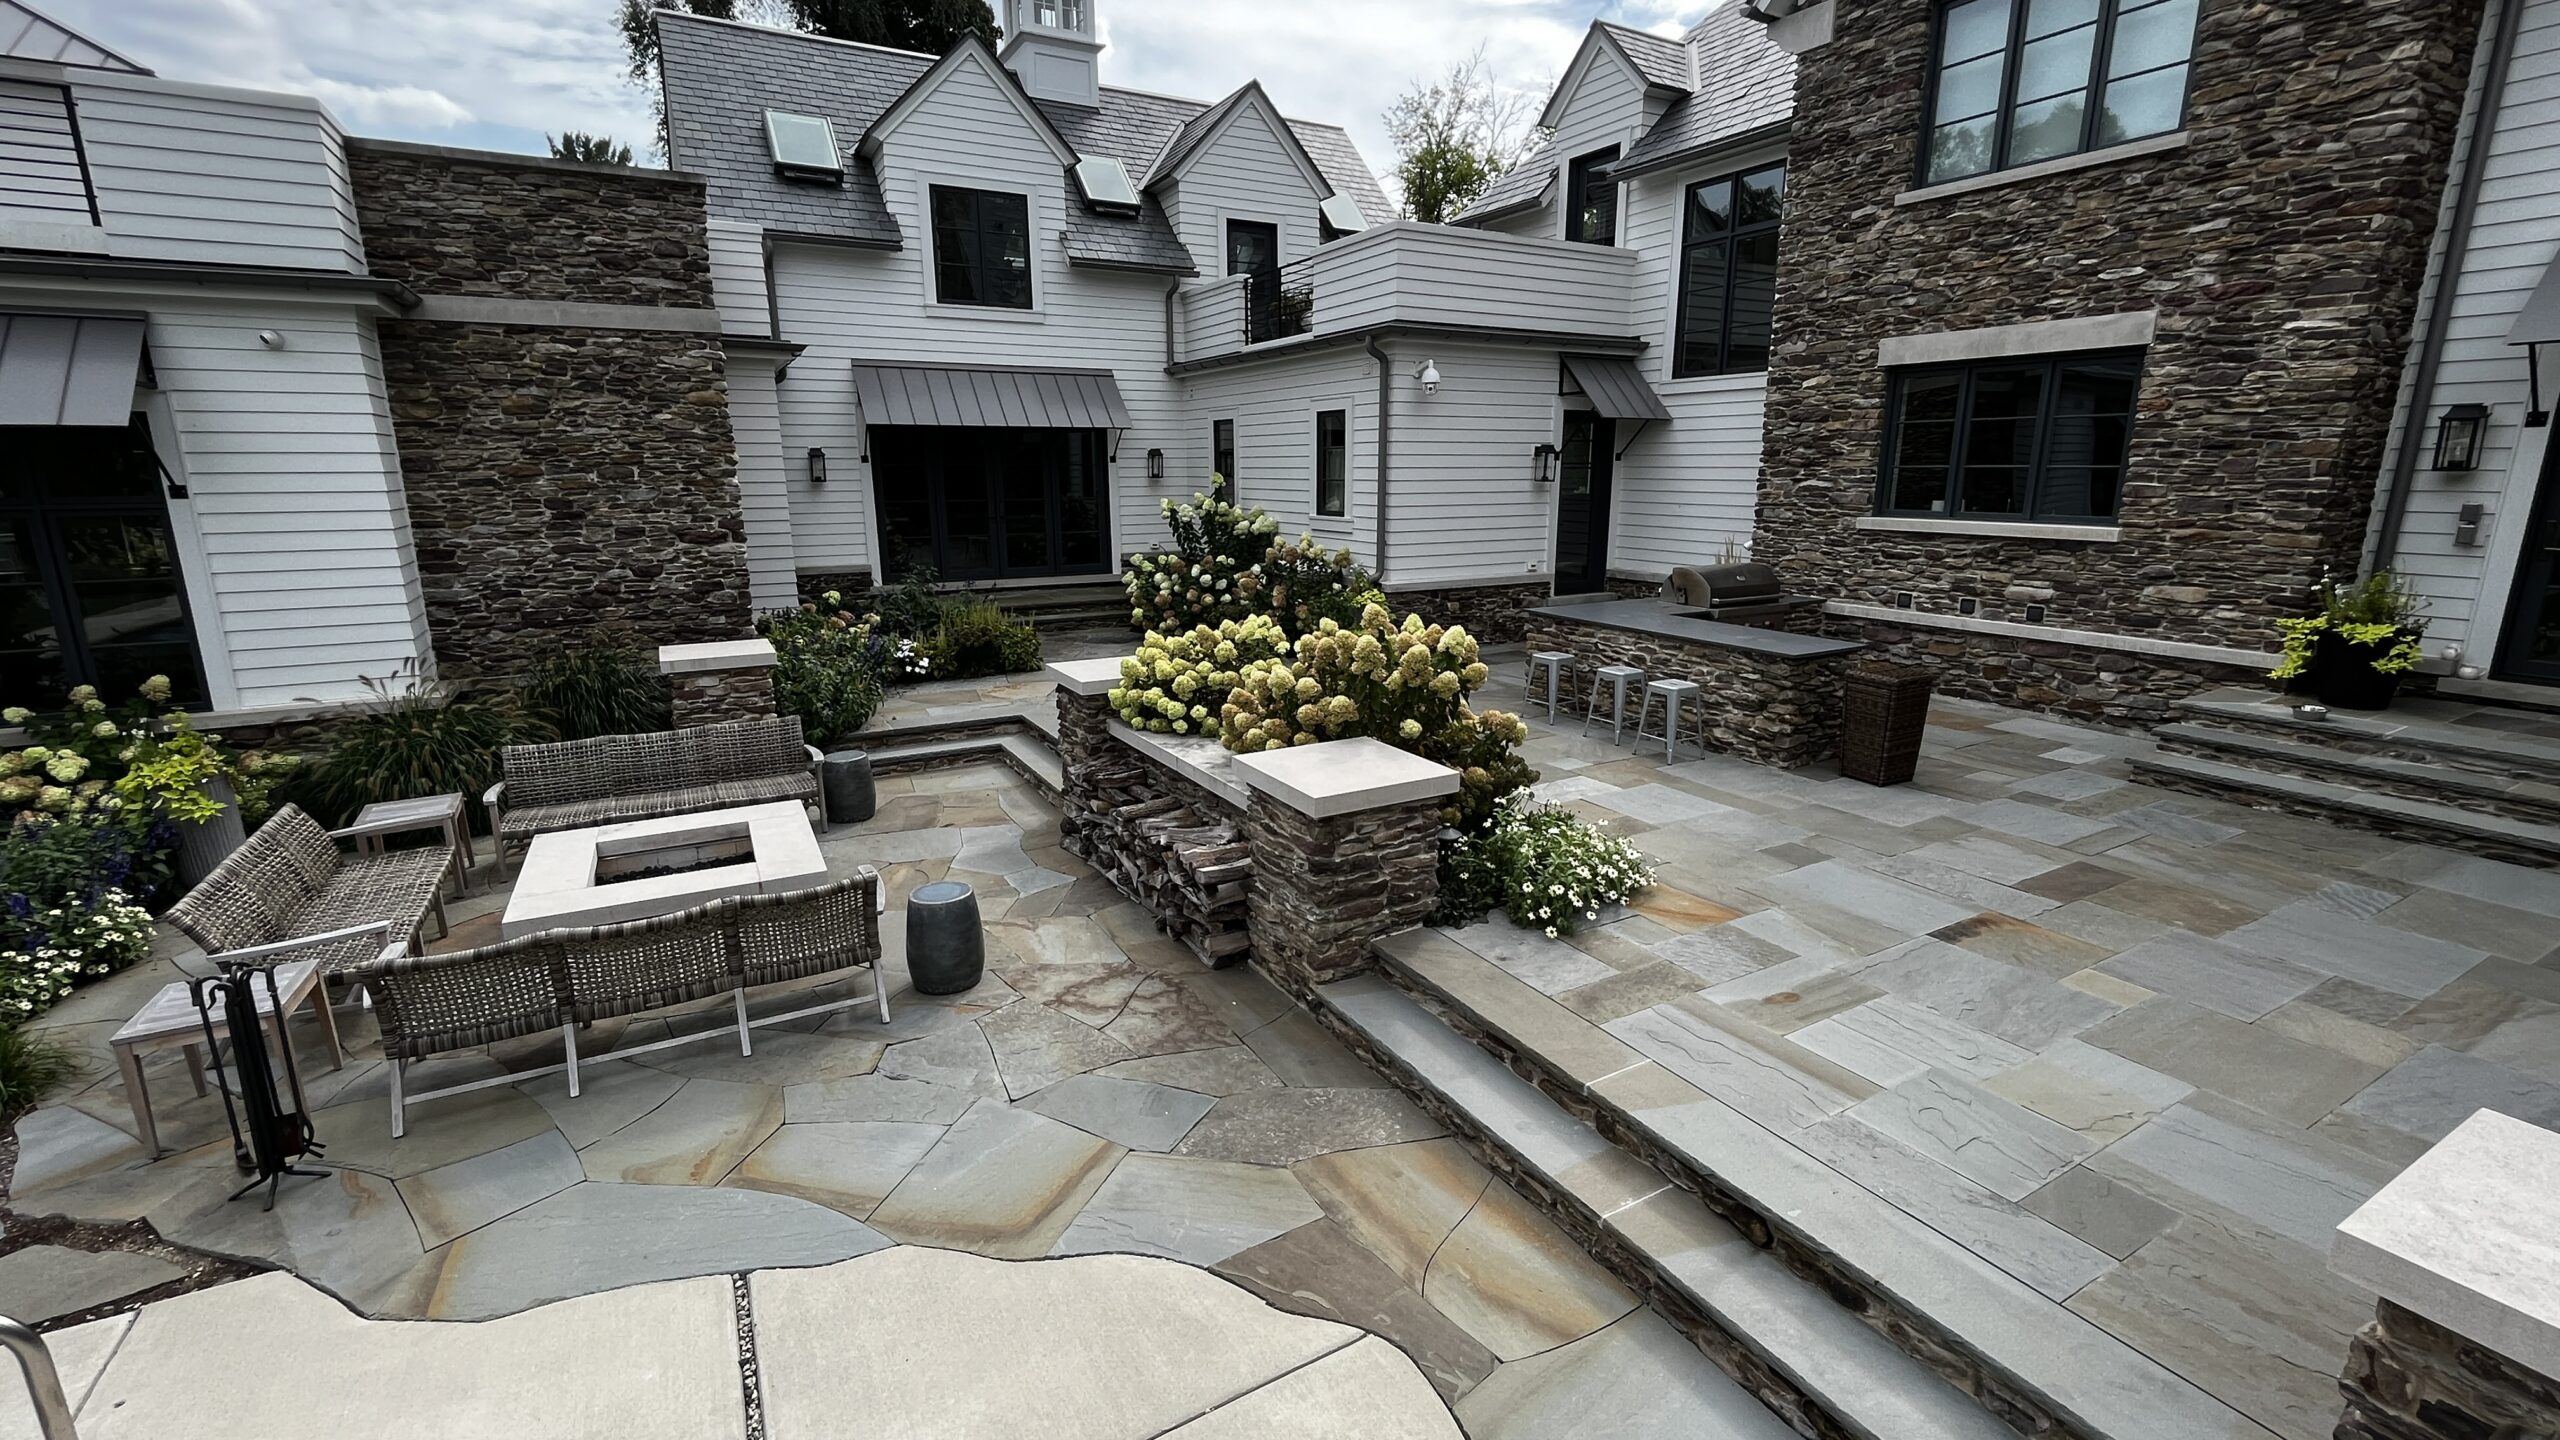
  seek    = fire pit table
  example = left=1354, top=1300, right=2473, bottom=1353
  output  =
left=501, top=801, right=830, bottom=941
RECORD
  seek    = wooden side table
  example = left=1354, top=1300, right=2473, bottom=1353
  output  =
left=110, top=958, right=342, bottom=1159
left=341, top=792, right=474, bottom=898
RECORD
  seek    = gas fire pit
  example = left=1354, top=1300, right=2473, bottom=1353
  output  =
left=500, top=801, right=829, bottom=940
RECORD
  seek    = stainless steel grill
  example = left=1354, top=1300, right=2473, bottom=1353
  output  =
left=1666, top=562, right=1821, bottom=626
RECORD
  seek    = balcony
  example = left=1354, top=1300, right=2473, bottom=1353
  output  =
left=1174, top=221, right=1646, bottom=365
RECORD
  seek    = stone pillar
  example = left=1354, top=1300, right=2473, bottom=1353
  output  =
left=1232, top=738, right=1458, bottom=1000
left=660, top=639, right=779, bottom=728
left=1044, top=659, right=1124, bottom=811
left=2331, top=1110, right=2560, bottom=1439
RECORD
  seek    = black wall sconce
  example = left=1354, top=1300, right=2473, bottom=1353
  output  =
left=1146, top=447, right=1165, bottom=480
left=2434, top=403, right=2488, bottom=472
left=1531, top=442, right=1558, bottom=483
left=807, top=447, right=828, bottom=483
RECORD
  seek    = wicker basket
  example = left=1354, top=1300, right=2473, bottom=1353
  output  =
left=1840, top=661, right=1936, bottom=787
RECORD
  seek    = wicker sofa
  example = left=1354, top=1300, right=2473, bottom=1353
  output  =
left=485, top=716, right=825, bottom=879
left=343, top=871, right=885, bottom=1137
left=163, top=804, right=454, bottom=977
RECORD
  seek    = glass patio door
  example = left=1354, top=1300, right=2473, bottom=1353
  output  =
left=870, top=427, right=1113, bottom=582
left=1553, top=411, right=1615, bottom=595
left=2499, top=437, right=2560, bottom=683
left=0, top=421, right=206, bottom=709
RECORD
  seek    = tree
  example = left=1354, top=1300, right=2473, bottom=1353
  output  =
left=1384, top=48, right=1544, bottom=225
left=783, top=0, right=998, bottom=52
left=549, top=132, right=636, bottom=166
left=619, top=0, right=742, bottom=159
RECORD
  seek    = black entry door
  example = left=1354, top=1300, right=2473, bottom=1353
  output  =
left=0, top=422, right=207, bottom=708
left=2498, top=434, right=2560, bottom=683
left=871, top=427, right=1111, bottom=583
left=1554, top=412, right=1615, bottom=595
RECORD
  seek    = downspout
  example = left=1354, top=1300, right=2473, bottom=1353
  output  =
left=2369, top=0, right=2523, bottom=580
left=1164, top=279, right=1182, bottom=368
left=1366, top=335, right=1393, bottom=583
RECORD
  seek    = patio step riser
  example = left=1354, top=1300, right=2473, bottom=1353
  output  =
left=863, top=728, right=1063, bottom=803
left=1329, top=956, right=2050, bottom=1440
left=2171, top=704, right=2560, bottom=785
left=2151, top=724, right=2560, bottom=828
left=2129, top=750, right=2560, bottom=869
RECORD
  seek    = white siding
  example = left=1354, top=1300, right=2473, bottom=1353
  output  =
left=728, top=354, right=800, bottom=611
left=66, top=70, right=366, bottom=272
left=708, top=220, right=772, bottom=337
left=768, top=53, right=1189, bottom=576
left=1305, top=222, right=1640, bottom=337
left=1542, top=47, right=1650, bottom=244
left=1182, top=348, right=1378, bottom=561
left=1164, top=99, right=1329, bottom=274
left=132, top=299, right=431, bottom=708
left=2369, top=0, right=2560, bottom=663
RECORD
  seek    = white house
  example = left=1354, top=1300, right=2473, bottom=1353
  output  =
left=0, top=2, right=431, bottom=718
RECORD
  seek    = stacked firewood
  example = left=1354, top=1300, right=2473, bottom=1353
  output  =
left=1062, top=773, right=1253, bottom=968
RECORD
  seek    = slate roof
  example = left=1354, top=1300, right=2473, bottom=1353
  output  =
left=656, top=12, right=1391, bottom=274
left=1454, top=2, right=1792, bottom=226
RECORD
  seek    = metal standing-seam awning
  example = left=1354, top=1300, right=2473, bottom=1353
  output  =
left=0, top=312, right=147, bottom=426
left=1561, top=352, right=1671, bottom=457
left=849, top=359, right=1134, bottom=433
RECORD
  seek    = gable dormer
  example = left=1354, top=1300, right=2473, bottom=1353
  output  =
left=1001, top=0, right=1102, bottom=109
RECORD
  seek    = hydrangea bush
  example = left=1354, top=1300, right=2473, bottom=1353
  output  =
left=1124, top=495, right=1380, bottom=638
left=1219, top=604, right=1533, bottom=828
left=1437, top=794, right=1655, bottom=937
left=0, top=890, right=152, bottom=1019
left=1109, top=616, right=1290, bottom=737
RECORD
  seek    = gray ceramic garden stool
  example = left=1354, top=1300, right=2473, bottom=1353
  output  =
left=822, top=749, right=877, bottom=825
left=906, top=881, right=984, bottom=995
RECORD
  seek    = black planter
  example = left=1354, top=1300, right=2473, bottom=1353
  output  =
left=2310, top=630, right=2411, bottom=712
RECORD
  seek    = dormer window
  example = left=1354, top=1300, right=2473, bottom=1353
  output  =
left=1318, top=195, right=1366, bottom=243
left=1071, top=155, right=1139, bottom=213
left=763, top=110, right=842, bottom=182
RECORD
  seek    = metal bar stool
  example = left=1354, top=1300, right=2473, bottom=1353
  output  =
left=1633, top=677, right=1706, bottom=762
left=1579, top=664, right=1645, bottom=743
left=1526, top=651, right=1573, bottom=721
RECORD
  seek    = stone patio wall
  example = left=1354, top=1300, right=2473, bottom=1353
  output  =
left=1838, top=617, right=2271, bottom=729
left=1385, top=581, right=1554, bottom=645
left=1523, top=613, right=1851, bottom=768
left=2337, top=1299, right=2560, bottom=1440
left=1753, top=0, right=2485, bottom=702
left=349, top=140, right=752, bottom=679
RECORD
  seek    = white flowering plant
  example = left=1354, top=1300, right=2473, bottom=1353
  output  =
left=1123, top=494, right=1381, bottom=639
left=1436, top=793, right=1655, bottom=937
left=1110, top=616, right=1291, bottom=738
left=0, top=888, right=153, bottom=1019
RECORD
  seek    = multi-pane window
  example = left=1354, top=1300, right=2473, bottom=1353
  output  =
left=0, top=421, right=207, bottom=709
left=1923, top=0, right=2198, bottom=186
left=1314, top=410, right=1347, bottom=517
left=1565, top=146, right=1619, bottom=245
left=1673, top=161, right=1785, bottom=378
left=930, top=186, right=1032, bottom=309
left=1212, top=419, right=1236, bottom=502
left=1879, top=351, right=2142, bottom=522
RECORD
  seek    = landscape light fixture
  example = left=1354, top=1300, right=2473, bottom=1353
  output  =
left=2434, top=402, right=2489, bottom=471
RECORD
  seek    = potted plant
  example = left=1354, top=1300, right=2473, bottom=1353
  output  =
left=2272, top=571, right=2428, bottom=711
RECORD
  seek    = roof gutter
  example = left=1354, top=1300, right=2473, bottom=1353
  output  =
left=0, top=254, right=419, bottom=310
left=1366, top=334, right=1393, bottom=583
left=1610, top=119, right=1792, bottom=183
left=2368, top=0, right=2523, bottom=582
left=1166, top=322, right=1644, bottom=377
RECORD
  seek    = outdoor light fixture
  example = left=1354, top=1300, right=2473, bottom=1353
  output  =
left=1415, top=360, right=1441, bottom=396
left=2434, top=402, right=2489, bottom=471
left=807, top=447, right=827, bottom=484
left=1531, top=442, right=1558, bottom=483
left=1146, top=447, right=1165, bottom=479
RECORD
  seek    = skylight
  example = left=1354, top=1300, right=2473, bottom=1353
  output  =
left=764, top=110, right=842, bottom=179
left=1319, top=194, right=1367, bottom=236
left=1071, top=155, right=1140, bottom=213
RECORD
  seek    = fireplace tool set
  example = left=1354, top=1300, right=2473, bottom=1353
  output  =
left=187, top=960, right=329, bottom=1210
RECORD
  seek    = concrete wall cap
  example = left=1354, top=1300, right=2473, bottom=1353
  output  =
left=1231, top=736, right=1460, bottom=818
left=659, top=639, right=778, bottom=674
left=1046, top=658, right=1125, bottom=697
left=2332, top=1109, right=2560, bottom=1382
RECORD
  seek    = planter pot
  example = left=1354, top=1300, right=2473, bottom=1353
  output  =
left=169, top=775, right=246, bottom=890
left=2309, top=630, right=2413, bottom=712
left=1841, top=661, right=1935, bottom=787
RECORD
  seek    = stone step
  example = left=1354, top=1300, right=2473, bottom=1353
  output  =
left=862, top=730, right=1063, bottom=799
left=2174, top=690, right=2560, bottom=783
left=2129, top=747, right=2560, bottom=868
left=1347, top=929, right=2268, bottom=1440
left=2152, top=722, right=2560, bottom=825
left=1317, top=971, right=2019, bottom=1440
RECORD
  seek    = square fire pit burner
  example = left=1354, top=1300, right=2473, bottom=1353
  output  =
left=502, top=802, right=828, bottom=940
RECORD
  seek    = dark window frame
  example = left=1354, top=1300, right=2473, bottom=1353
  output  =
left=1917, top=0, right=2198, bottom=188
left=1875, top=348, right=2145, bottom=525
left=1564, top=145, right=1620, bottom=246
left=929, top=184, right=1034, bottom=310
left=1212, top=418, right=1236, bottom=502
left=1671, top=160, right=1787, bottom=379
left=1314, top=409, right=1347, bottom=518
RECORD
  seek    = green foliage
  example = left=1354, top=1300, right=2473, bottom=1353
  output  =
left=0, top=1025, right=73, bottom=1116
left=925, top=597, right=1044, bottom=680
left=547, top=131, right=634, bottom=166
left=1110, top=616, right=1292, bottom=738
left=1262, top=534, right=1384, bottom=637
left=520, top=631, right=673, bottom=740
left=2272, top=571, right=2429, bottom=680
left=0, top=677, right=283, bottom=831
left=0, top=890, right=153, bottom=1023
left=786, top=0, right=999, bottom=52
left=1126, top=494, right=1378, bottom=639
left=1385, top=48, right=1541, bottom=223
left=859, top=565, right=951, bottom=642
left=1437, top=795, right=1655, bottom=937
left=759, top=605, right=890, bottom=749
left=2, top=812, right=175, bottom=914
left=1220, top=604, right=1534, bottom=828
left=290, top=670, right=538, bottom=832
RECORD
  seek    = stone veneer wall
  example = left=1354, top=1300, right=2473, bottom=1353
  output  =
left=1839, top=617, right=2269, bottom=728
left=349, top=141, right=752, bottom=678
left=1385, top=581, right=1555, bottom=645
left=1753, top=0, right=2484, bottom=704
left=1240, top=794, right=1442, bottom=1001
left=668, top=668, right=776, bottom=728
left=2338, top=1299, right=2560, bottom=1439
left=1523, top=614, right=1854, bottom=768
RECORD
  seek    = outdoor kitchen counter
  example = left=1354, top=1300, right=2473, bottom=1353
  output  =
left=1524, top=598, right=1860, bottom=768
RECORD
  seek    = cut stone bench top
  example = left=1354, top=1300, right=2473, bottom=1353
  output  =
left=658, top=638, right=779, bottom=675
left=1526, top=598, right=1862, bottom=661
left=1114, top=725, right=1251, bottom=811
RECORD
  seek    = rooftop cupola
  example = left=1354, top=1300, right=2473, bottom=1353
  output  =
left=1001, top=0, right=1102, bottom=109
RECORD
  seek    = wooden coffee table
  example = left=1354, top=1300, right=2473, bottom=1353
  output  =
left=110, top=958, right=343, bottom=1159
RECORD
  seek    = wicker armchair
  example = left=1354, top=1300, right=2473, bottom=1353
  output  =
left=345, top=870, right=885, bottom=1137
left=484, top=716, right=825, bottom=879
left=162, top=804, right=453, bottom=977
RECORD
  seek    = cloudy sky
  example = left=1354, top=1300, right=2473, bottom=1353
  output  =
left=39, top=0, right=1699, bottom=198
